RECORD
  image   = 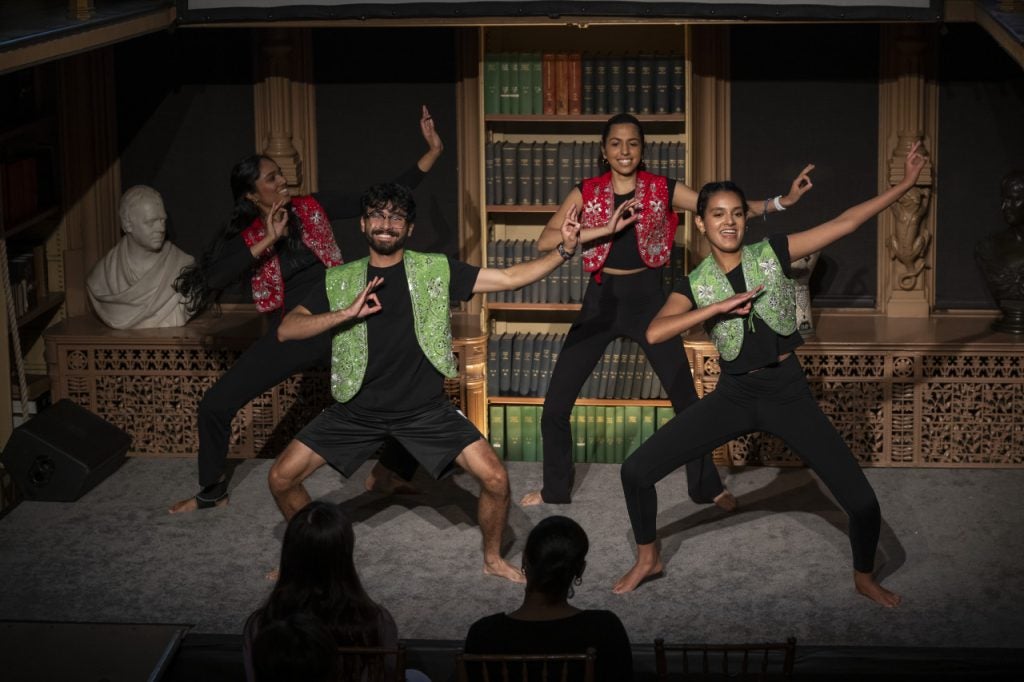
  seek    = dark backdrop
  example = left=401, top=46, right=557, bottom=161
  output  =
left=731, top=23, right=880, bottom=308
left=935, top=23, right=1024, bottom=310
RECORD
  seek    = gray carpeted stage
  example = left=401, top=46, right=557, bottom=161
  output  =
left=1, top=457, right=1023, bottom=658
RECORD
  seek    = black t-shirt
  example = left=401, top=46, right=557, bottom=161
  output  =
left=579, top=178, right=678, bottom=270
left=299, top=255, right=480, bottom=414
left=464, top=610, right=633, bottom=682
left=675, top=233, right=804, bottom=374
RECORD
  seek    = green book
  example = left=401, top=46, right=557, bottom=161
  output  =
left=602, top=406, right=616, bottom=464
left=584, top=405, right=597, bottom=463
left=489, top=405, right=506, bottom=459
left=640, top=406, right=656, bottom=444
left=518, top=52, right=533, bottom=114
left=623, top=405, right=643, bottom=460
left=593, top=406, right=606, bottom=463
left=522, top=405, right=538, bottom=462
left=509, top=54, right=521, bottom=114
left=574, top=406, right=588, bottom=463
left=610, top=406, right=624, bottom=463
left=531, top=53, right=544, bottom=115
left=499, top=53, right=512, bottom=114
left=484, top=52, right=501, bottom=114
left=655, top=406, right=674, bottom=434
left=505, top=405, right=523, bottom=461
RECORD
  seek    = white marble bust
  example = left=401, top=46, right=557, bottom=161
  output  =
left=86, top=185, right=194, bottom=329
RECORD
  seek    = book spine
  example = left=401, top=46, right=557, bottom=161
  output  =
left=654, top=55, right=670, bottom=114
left=484, top=52, right=500, bottom=114
left=542, top=53, right=557, bottom=115
left=555, top=53, right=570, bottom=115
left=581, top=55, right=595, bottom=114
left=518, top=52, right=533, bottom=115
left=624, top=56, right=638, bottom=114
left=532, top=53, right=544, bottom=114
left=505, top=405, right=523, bottom=461
left=638, top=54, right=653, bottom=115
left=568, top=52, right=582, bottom=115
left=489, top=405, right=506, bottom=459
left=670, top=54, right=685, bottom=114
left=517, top=141, right=532, bottom=205
left=499, top=53, right=512, bottom=114
left=531, top=142, right=543, bottom=206
left=608, top=56, right=624, bottom=114
left=502, top=142, right=517, bottom=205
left=542, top=142, right=558, bottom=205
left=521, top=405, right=538, bottom=462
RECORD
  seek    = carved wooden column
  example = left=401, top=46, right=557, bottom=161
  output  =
left=878, top=24, right=939, bottom=317
left=690, top=25, right=731, bottom=268
left=58, top=47, right=121, bottom=318
left=456, top=28, right=483, bottom=319
left=253, top=29, right=317, bottom=195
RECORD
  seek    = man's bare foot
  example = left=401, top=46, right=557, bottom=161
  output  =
left=484, top=557, right=527, bottom=584
left=364, top=462, right=419, bottom=495
left=714, top=489, right=737, bottom=512
left=854, top=571, right=901, bottom=608
left=612, top=543, right=664, bottom=594
left=168, top=494, right=228, bottom=514
left=519, top=490, right=543, bottom=507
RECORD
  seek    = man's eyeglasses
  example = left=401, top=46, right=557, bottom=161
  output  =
left=366, top=210, right=408, bottom=227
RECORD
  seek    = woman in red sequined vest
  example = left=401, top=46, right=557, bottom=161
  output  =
left=168, top=107, right=443, bottom=513
left=520, top=113, right=813, bottom=509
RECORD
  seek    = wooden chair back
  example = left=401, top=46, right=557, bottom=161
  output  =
left=335, top=642, right=406, bottom=682
left=455, top=647, right=597, bottom=682
left=654, top=637, right=796, bottom=680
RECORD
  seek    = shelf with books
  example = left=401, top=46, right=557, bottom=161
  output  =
left=478, top=25, right=694, bottom=451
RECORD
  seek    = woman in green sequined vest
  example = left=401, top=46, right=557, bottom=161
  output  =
left=613, top=142, right=926, bottom=609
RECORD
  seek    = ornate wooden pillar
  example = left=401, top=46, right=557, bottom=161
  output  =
left=58, top=47, right=121, bottom=318
left=690, top=25, right=731, bottom=268
left=878, top=24, right=939, bottom=317
left=456, top=28, right=483, bottom=319
left=253, top=29, right=317, bottom=195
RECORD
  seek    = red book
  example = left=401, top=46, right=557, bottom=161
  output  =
left=568, top=52, right=582, bottom=115
left=555, top=53, right=569, bottom=116
left=542, top=53, right=557, bottom=115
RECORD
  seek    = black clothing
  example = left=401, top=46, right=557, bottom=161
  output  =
left=674, top=234, right=803, bottom=375
left=464, top=610, right=633, bottom=682
left=297, top=255, right=479, bottom=414
left=541, top=180, right=723, bottom=505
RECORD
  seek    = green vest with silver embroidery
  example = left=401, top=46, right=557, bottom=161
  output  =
left=325, top=251, right=458, bottom=403
left=689, top=239, right=797, bottom=362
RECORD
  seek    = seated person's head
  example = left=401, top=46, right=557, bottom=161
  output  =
left=278, top=500, right=362, bottom=594
left=251, top=613, right=337, bottom=682
left=522, top=515, right=589, bottom=601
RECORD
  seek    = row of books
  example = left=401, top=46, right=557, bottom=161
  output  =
left=490, top=404, right=677, bottom=463
left=486, top=240, right=686, bottom=304
left=488, top=333, right=672, bottom=400
left=483, top=52, right=686, bottom=116
left=8, top=248, right=44, bottom=319
left=485, top=140, right=686, bottom=207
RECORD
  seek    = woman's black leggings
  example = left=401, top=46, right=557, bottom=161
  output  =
left=540, top=268, right=724, bottom=504
left=620, top=353, right=881, bottom=573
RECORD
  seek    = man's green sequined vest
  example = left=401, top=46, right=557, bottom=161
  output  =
left=689, top=239, right=796, bottom=361
left=325, top=251, right=458, bottom=403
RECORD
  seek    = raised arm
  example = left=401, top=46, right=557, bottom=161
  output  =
left=537, top=190, right=639, bottom=252
left=646, top=286, right=764, bottom=344
left=788, top=142, right=924, bottom=261
left=477, top=205, right=581, bottom=292
left=746, top=164, right=816, bottom=218
left=416, top=105, right=444, bottom=173
left=277, top=277, right=383, bottom=342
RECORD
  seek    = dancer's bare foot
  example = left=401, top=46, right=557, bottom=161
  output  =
left=168, top=494, right=228, bottom=514
left=484, top=557, right=527, bottom=584
left=854, top=570, right=901, bottom=608
left=714, top=489, right=737, bottom=512
left=364, top=462, right=419, bottom=495
left=519, top=490, right=543, bottom=506
left=612, top=543, right=664, bottom=594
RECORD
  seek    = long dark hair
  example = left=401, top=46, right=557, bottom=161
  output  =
left=174, top=154, right=303, bottom=318
left=250, top=502, right=386, bottom=649
left=522, top=515, right=589, bottom=602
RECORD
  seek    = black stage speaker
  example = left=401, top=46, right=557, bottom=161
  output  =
left=2, top=399, right=131, bottom=502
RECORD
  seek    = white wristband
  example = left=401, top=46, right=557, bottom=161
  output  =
left=772, top=195, right=786, bottom=212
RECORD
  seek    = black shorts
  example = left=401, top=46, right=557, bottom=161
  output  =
left=295, top=400, right=484, bottom=479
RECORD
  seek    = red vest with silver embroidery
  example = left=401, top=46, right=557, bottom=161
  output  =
left=580, top=171, right=677, bottom=274
left=241, top=195, right=343, bottom=313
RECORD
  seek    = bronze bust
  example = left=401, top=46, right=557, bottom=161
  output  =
left=975, top=170, right=1024, bottom=333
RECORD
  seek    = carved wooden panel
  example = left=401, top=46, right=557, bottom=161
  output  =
left=688, top=334, right=1024, bottom=468
left=45, top=315, right=484, bottom=458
